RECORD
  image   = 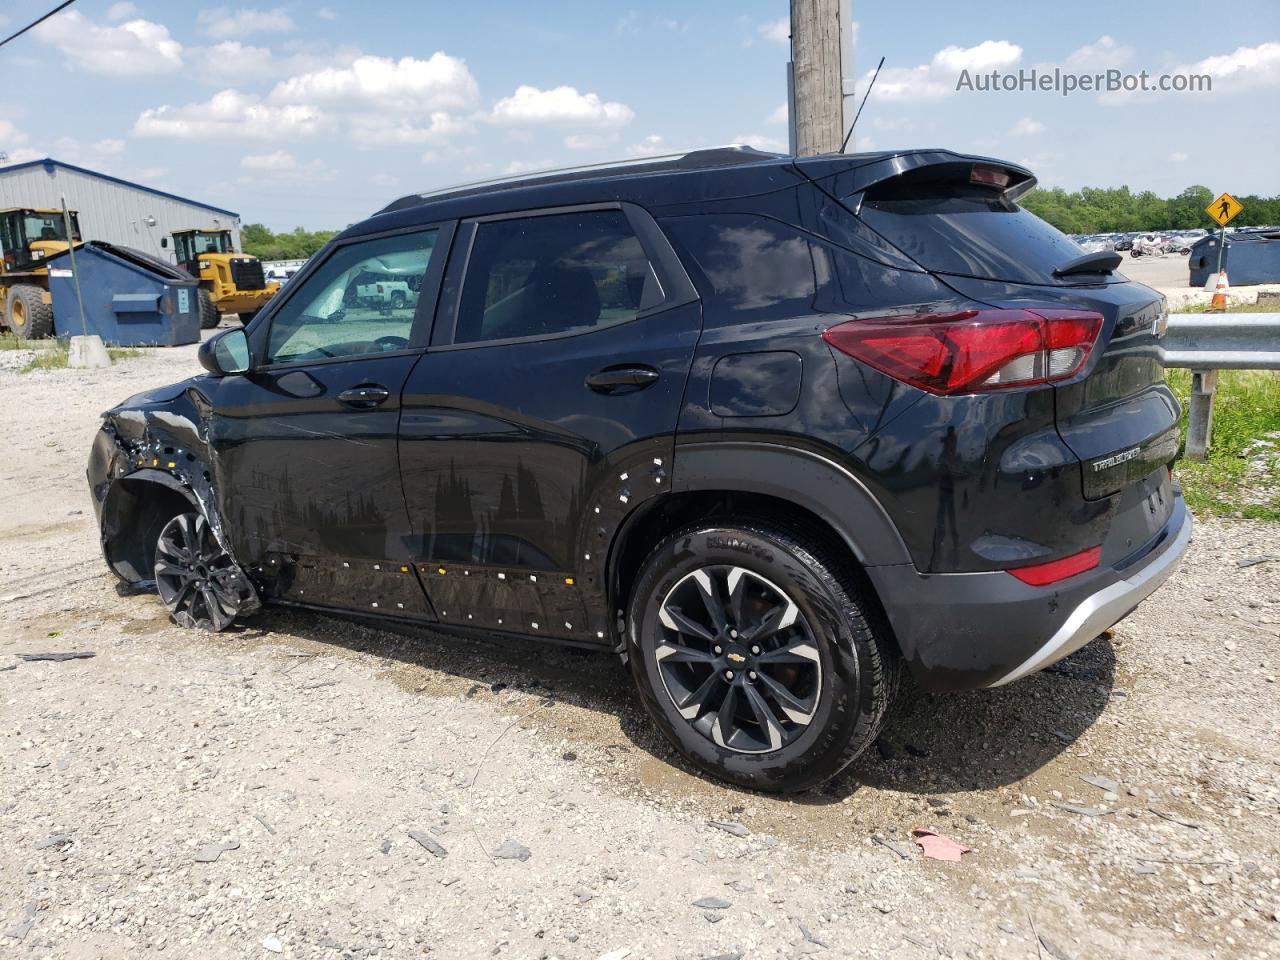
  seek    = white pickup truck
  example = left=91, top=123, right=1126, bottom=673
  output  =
left=354, top=279, right=413, bottom=308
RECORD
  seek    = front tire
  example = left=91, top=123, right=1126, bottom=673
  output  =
left=154, top=513, right=254, bottom=631
left=5, top=284, right=54, bottom=339
left=627, top=520, right=893, bottom=793
left=197, top=290, right=220, bottom=329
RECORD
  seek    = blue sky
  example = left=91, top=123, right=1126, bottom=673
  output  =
left=1, top=0, right=1276, bottom=230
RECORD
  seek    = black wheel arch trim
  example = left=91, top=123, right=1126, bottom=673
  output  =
left=668, top=441, right=913, bottom=568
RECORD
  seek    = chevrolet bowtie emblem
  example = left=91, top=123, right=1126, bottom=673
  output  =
left=726, top=652, right=746, bottom=664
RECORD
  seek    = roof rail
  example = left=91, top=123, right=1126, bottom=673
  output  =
left=384, top=144, right=785, bottom=211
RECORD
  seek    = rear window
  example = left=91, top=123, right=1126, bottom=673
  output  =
left=854, top=184, right=1088, bottom=285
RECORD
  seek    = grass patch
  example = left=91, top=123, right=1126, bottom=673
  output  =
left=18, top=343, right=142, bottom=373
left=1167, top=368, right=1280, bottom=520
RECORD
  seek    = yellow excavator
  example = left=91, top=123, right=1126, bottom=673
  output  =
left=171, top=228, right=279, bottom=328
left=0, top=207, right=80, bottom=339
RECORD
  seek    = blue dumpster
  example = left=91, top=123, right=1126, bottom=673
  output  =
left=1189, top=229, right=1280, bottom=287
left=44, top=241, right=201, bottom=346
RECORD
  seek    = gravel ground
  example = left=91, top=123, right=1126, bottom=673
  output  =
left=1, top=345, right=1278, bottom=960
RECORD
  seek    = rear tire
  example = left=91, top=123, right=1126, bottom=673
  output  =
left=626, top=519, right=894, bottom=793
left=197, top=290, right=220, bottom=329
left=238, top=308, right=259, bottom=326
left=5, top=284, right=54, bottom=339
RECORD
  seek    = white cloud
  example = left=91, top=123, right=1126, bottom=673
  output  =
left=0, top=119, right=29, bottom=147
left=271, top=53, right=479, bottom=112
left=349, top=112, right=471, bottom=145
left=1009, top=117, right=1044, bottom=136
left=92, top=138, right=126, bottom=156
left=33, top=11, right=183, bottom=75
left=759, top=18, right=789, bottom=46
left=768, top=102, right=788, bottom=125
left=241, top=150, right=296, bottom=170
left=192, top=42, right=358, bottom=84
left=106, top=2, right=139, bottom=20
left=1181, top=41, right=1280, bottom=91
left=1062, top=35, right=1134, bottom=71
left=370, top=172, right=399, bottom=187
left=872, top=40, right=1022, bottom=101
left=4, top=148, right=45, bottom=165
left=564, top=132, right=620, bottom=150
left=625, top=134, right=669, bottom=157
left=1100, top=40, right=1280, bottom=105
left=732, top=133, right=787, bottom=153
left=1169, top=151, right=1189, bottom=162
left=135, top=89, right=325, bottom=139
left=491, top=85, right=634, bottom=128
left=615, top=11, right=639, bottom=35
left=198, top=7, right=295, bottom=39
left=317, top=7, right=338, bottom=20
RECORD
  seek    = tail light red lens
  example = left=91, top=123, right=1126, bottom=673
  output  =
left=822, top=308, right=1103, bottom=395
left=1007, top=545, right=1102, bottom=586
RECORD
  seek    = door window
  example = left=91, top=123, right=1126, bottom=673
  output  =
left=454, top=210, right=660, bottom=344
left=265, top=229, right=439, bottom=364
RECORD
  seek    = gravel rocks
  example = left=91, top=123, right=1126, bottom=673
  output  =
left=0, top=343, right=1278, bottom=957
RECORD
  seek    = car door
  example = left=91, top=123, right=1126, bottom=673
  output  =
left=207, top=222, right=453, bottom=614
left=398, top=203, right=701, bottom=643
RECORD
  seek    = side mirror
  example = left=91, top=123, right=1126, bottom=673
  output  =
left=161, top=237, right=169, bottom=249
left=198, top=328, right=251, bottom=376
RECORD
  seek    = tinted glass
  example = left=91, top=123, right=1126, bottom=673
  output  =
left=266, top=229, right=437, bottom=364
left=661, top=214, right=817, bottom=316
left=856, top=185, right=1086, bottom=285
left=455, top=210, right=656, bottom=343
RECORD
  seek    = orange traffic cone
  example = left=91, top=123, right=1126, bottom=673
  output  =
left=1208, top=271, right=1229, bottom=313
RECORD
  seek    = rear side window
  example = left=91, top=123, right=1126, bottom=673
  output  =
left=454, top=210, right=659, bottom=343
left=660, top=215, right=817, bottom=316
left=855, top=184, right=1086, bottom=285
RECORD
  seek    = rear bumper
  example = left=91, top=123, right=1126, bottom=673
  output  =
left=868, top=496, right=1191, bottom=691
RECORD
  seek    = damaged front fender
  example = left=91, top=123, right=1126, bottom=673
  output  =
left=87, top=379, right=260, bottom=619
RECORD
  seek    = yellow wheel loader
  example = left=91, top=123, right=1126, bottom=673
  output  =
left=171, top=228, right=279, bottom=329
left=0, top=207, right=80, bottom=339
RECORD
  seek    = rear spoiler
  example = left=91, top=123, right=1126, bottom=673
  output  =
left=795, top=149, right=1038, bottom=204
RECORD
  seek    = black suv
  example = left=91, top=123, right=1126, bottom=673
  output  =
left=88, top=147, right=1190, bottom=792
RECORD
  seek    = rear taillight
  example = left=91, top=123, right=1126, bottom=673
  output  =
left=1007, top=545, right=1102, bottom=586
left=822, top=308, right=1103, bottom=395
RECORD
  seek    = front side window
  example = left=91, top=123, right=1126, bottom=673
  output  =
left=265, top=228, right=437, bottom=364
left=454, top=210, right=659, bottom=344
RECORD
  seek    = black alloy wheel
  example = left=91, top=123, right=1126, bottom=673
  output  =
left=154, top=513, right=252, bottom=631
left=628, top=520, right=895, bottom=793
left=655, top=566, right=821, bottom=754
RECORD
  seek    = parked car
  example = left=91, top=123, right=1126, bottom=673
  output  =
left=87, top=147, right=1190, bottom=792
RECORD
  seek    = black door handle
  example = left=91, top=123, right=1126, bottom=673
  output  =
left=337, top=385, right=390, bottom=409
left=585, top=365, right=660, bottom=395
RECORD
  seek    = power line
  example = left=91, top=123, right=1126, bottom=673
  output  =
left=0, top=0, right=78, bottom=51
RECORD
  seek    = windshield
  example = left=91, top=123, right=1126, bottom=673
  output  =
left=22, top=213, right=71, bottom=243
left=854, top=185, right=1095, bottom=285
left=190, top=232, right=232, bottom=255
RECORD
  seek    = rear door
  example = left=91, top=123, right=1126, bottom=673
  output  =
left=397, top=203, right=700, bottom=643
left=209, top=222, right=452, bottom=613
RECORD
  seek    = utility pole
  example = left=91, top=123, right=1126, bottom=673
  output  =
left=789, top=0, right=844, bottom=155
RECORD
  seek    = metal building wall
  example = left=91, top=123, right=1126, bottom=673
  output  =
left=0, top=162, right=240, bottom=261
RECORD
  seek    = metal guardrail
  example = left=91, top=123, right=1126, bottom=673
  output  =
left=1161, top=312, right=1280, bottom=459
left=1160, top=314, right=1280, bottom=370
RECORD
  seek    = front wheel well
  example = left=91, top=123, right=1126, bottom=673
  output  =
left=608, top=490, right=897, bottom=655
left=100, top=477, right=197, bottom=582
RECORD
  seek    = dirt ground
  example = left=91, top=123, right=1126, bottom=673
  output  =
left=1, top=342, right=1278, bottom=960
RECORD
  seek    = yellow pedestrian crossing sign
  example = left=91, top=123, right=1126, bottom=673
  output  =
left=1206, top=192, right=1243, bottom=227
